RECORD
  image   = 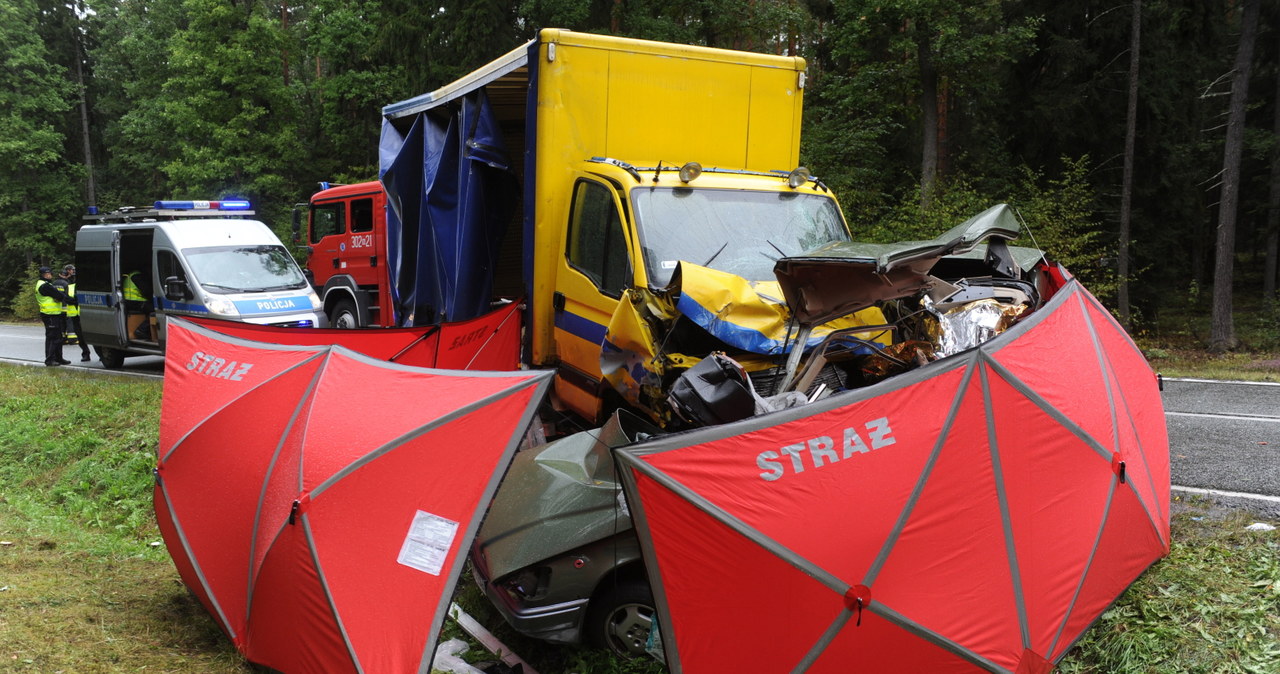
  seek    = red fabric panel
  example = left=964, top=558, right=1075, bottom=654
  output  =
left=1047, top=486, right=1163, bottom=662
left=872, top=371, right=1022, bottom=670
left=153, top=482, right=222, bottom=640
left=160, top=322, right=320, bottom=458
left=987, top=366, right=1114, bottom=657
left=431, top=301, right=523, bottom=370
left=630, top=472, right=844, bottom=671
left=249, top=402, right=309, bottom=589
left=158, top=358, right=324, bottom=640
left=989, top=290, right=1118, bottom=460
left=1015, top=648, right=1054, bottom=674
left=1082, top=298, right=1171, bottom=548
left=809, top=610, right=985, bottom=673
left=306, top=390, right=537, bottom=672
left=640, top=365, right=971, bottom=583
left=187, top=316, right=441, bottom=365
left=187, top=301, right=522, bottom=371
left=295, top=350, right=536, bottom=493
left=243, top=521, right=357, bottom=674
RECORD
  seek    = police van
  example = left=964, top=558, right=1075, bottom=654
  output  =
left=75, top=200, right=327, bottom=368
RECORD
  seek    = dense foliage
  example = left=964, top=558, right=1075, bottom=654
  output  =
left=4, top=0, right=1279, bottom=342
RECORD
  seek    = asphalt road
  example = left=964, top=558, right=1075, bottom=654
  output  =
left=1161, top=377, right=1280, bottom=515
left=1, top=321, right=1276, bottom=514
left=0, top=321, right=163, bottom=377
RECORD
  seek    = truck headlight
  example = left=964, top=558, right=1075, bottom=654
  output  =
left=205, top=296, right=239, bottom=316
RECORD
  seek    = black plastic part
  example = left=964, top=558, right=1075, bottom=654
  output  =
left=667, top=354, right=755, bottom=427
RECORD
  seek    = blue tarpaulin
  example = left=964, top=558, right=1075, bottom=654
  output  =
left=379, top=90, right=518, bottom=326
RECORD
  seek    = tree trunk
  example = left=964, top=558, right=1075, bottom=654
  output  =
left=73, top=9, right=95, bottom=207
left=1209, top=0, right=1260, bottom=352
left=918, top=23, right=938, bottom=211
left=1117, top=0, right=1141, bottom=330
left=281, top=1, right=290, bottom=86
left=1265, top=26, right=1280, bottom=302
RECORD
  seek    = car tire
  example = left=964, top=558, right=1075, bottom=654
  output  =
left=329, top=297, right=359, bottom=329
left=96, top=346, right=125, bottom=369
left=585, top=578, right=657, bottom=658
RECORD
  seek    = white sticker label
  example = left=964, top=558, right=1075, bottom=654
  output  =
left=396, top=510, right=459, bottom=576
left=661, top=260, right=678, bottom=269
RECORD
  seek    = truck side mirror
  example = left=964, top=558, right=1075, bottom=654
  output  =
left=291, top=207, right=302, bottom=244
left=164, top=276, right=190, bottom=301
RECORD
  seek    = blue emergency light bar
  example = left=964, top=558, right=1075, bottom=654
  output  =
left=154, top=200, right=252, bottom=211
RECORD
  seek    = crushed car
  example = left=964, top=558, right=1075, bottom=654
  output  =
left=471, top=203, right=1059, bottom=657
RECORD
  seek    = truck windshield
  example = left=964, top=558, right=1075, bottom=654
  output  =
left=632, top=187, right=849, bottom=286
left=183, top=244, right=308, bottom=294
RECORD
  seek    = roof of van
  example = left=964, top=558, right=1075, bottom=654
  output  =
left=79, top=218, right=285, bottom=249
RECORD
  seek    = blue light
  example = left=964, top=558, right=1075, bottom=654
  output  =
left=154, top=200, right=252, bottom=211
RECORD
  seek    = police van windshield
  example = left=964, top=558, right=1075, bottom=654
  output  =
left=183, top=244, right=308, bottom=294
left=632, top=187, right=849, bottom=287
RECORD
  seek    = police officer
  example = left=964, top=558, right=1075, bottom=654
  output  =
left=35, top=266, right=74, bottom=366
left=61, top=264, right=91, bottom=362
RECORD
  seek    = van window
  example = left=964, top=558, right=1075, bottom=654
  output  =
left=351, top=198, right=374, bottom=233
left=157, top=250, right=191, bottom=299
left=566, top=180, right=629, bottom=296
left=311, top=203, right=345, bottom=243
left=76, top=251, right=112, bottom=293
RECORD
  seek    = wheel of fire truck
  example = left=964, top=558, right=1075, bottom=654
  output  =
left=585, top=577, right=657, bottom=658
left=95, top=346, right=125, bottom=369
left=328, top=297, right=359, bottom=329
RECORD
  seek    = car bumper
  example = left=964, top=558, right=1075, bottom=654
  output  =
left=470, top=546, right=590, bottom=645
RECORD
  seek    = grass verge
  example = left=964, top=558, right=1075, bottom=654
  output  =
left=0, top=363, right=1276, bottom=672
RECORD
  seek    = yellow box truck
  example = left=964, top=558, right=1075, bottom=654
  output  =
left=377, top=28, right=888, bottom=427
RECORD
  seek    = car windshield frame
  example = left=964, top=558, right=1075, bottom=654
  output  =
left=182, top=244, right=308, bottom=294
left=630, top=186, right=850, bottom=286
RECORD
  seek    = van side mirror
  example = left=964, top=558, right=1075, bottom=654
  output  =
left=164, top=276, right=190, bottom=301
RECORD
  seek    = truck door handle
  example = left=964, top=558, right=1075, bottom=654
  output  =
left=553, top=291, right=566, bottom=311
left=332, top=259, right=339, bottom=269
left=370, top=256, right=377, bottom=267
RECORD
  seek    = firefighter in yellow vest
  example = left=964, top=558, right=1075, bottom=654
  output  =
left=60, top=264, right=91, bottom=362
left=35, top=266, right=75, bottom=366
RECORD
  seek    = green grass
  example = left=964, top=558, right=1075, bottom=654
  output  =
left=0, top=363, right=1276, bottom=673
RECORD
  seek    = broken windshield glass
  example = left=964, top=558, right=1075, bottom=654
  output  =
left=632, top=187, right=848, bottom=287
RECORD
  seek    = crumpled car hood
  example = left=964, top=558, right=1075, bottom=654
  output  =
left=773, top=204, right=1030, bottom=327
left=474, top=411, right=658, bottom=581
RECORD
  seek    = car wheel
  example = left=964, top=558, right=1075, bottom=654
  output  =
left=585, top=579, right=656, bottom=658
left=96, top=346, right=124, bottom=369
left=329, top=297, right=359, bottom=329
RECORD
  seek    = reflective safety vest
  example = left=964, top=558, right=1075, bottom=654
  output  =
left=122, top=272, right=145, bottom=302
left=35, top=280, right=61, bottom=315
left=65, top=282, right=80, bottom=318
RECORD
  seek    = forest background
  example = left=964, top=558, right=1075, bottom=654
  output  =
left=3, top=0, right=1279, bottom=351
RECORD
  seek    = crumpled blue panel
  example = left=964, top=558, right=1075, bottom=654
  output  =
left=379, top=90, right=517, bottom=326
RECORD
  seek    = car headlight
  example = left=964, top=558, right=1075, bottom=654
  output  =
left=205, top=296, right=239, bottom=316
left=307, top=290, right=322, bottom=310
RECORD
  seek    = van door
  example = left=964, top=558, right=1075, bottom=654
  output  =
left=553, top=177, right=634, bottom=422
left=154, top=247, right=195, bottom=345
left=74, top=228, right=128, bottom=347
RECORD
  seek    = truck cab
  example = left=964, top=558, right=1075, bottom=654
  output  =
left=76, top=201, right=326, bottom=368
left=549, top=160, right=850, bottom=423
left=300, top=182, right=393, bottom=328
